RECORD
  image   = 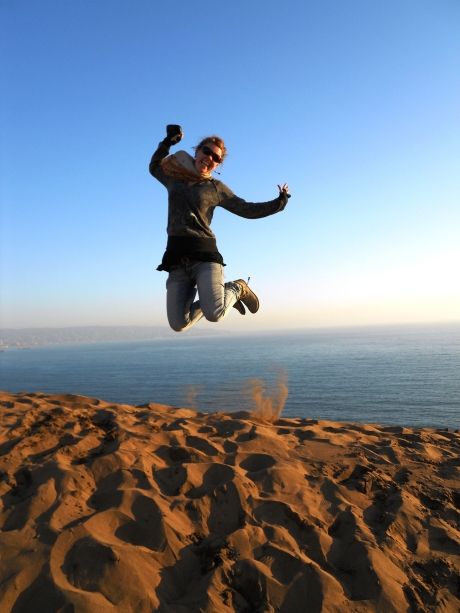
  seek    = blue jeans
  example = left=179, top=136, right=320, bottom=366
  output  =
left=166, top=261, right=240, bottom=332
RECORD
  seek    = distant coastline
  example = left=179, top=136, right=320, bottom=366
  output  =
left=0, top=325, right=218, bottom=349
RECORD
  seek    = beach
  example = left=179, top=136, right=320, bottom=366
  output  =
left=0, top=391, right=459, bottom=612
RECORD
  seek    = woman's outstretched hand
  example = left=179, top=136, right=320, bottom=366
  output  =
left=278, top=183, right=291, bottom=198
left=166, top=124, right=183, bottom=145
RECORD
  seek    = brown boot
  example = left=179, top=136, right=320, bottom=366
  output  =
left=234, top=279, right=260, bottom=314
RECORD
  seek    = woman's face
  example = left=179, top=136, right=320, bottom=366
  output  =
left=194, top=142, right=223, bottom=176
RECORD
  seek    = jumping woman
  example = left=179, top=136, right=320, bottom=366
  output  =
left=149, top=124, right=290, bottom=332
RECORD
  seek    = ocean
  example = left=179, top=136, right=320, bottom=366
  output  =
left=1, top=324, right=459, bottom=429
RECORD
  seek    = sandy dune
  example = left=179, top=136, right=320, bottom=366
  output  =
left=0, top=391, right=459, bottom=612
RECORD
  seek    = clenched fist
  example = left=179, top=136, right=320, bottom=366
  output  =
left=166, top=124, right=183, bottom=145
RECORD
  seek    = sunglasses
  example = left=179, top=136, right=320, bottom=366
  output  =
left=201, top=145, right=222, bottom=165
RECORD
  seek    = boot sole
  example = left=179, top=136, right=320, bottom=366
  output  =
left=233, top=300, right=246, bottom=315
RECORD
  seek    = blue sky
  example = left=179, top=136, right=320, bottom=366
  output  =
left=1, top=0, right=459, bottom=330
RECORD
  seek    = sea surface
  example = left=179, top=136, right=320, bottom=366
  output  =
left=1, top=324, right=459, bottom=429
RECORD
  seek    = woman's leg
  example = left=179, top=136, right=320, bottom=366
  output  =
left=166, top=266, right=204, bottom=332
left=194, top=262, right=240, bottom=322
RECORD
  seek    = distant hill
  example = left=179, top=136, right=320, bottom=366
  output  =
left=0, top=325, right=223, bottom=348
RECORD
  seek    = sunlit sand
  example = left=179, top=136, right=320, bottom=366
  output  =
left=0, top=391, right=459, bottom=611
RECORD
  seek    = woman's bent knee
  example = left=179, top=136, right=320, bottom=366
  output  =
left=170, top=324, right=187, bottom=333
left=168, top=318, right=190, bottom=332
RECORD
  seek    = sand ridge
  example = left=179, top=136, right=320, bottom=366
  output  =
left=0, top=391, right=459, bottom=612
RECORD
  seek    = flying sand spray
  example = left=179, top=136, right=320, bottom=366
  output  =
left=247, top=371, right=289, bottom=422
left=182, top=371, right=288, bottom=422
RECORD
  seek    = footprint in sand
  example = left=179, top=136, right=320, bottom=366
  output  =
left=62, top=536, right=119, bottom=591
left=115, top=493, right=166, bottom=551
left=327, top=508, right=382, bottom=601
left=153, top=464, right=188, bottom=496
left=186, top=463, right=235, bottom=499
left=185, top=435, right=220, bottom=456
left=239, top=454, right=277, bottom=472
